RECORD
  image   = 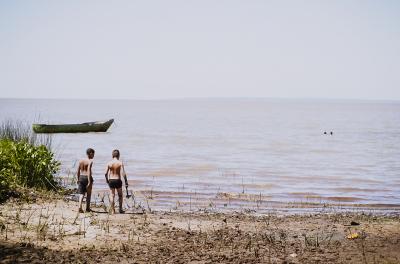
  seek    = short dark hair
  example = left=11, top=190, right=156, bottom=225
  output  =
left=86, top=148, right=95, bottom=155
left=112, top=149, right=120, bottom=158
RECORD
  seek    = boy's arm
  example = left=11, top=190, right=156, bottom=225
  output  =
left=88, top=161, right=93, bottom=186
left=104, top=164, right=109, bottom=183
left=76, top=160, right=81, bottom=183
left=122, top=162, right=128, bottom=186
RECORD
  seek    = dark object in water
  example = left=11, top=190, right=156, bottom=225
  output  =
left=330, top=131, right=333, bottom=135
left=32, top=119, right=114, bottom=133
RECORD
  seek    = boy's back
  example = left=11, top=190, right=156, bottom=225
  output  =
left=79, top=158, right=93, bottom=176
left=107, top=159, right=124, bottom=179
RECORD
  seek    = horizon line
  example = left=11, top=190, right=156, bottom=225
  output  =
left=0, top=96, right=400, bottom=103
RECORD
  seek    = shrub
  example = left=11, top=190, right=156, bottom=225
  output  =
left=0, top=120, right=60, bottom=202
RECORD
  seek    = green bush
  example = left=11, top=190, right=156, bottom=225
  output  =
left=0, top=139, right=60, bottom=202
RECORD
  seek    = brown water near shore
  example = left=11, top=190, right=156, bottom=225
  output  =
left=78, top=188, right=400, bottom=216
left=58, top=174, right=400, bottom=216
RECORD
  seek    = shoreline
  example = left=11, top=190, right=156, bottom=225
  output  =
left=64, top=188, right=400, bottom=217
left=58, top=173, right=400, bottom=213
left=1, top=195, right=399, bottom=263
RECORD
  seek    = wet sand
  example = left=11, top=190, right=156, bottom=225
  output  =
left=88, top=188, right=400, bottom=215
left=58, top=171, right=399, bottom=209
left=1, top=195, right=400, bottom=264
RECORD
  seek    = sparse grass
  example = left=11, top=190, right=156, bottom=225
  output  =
left=0, top=119, right=52, bottom=149
left=1, top=198, right=399, bottom=264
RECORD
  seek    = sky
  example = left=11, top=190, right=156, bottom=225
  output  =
left=0, top=0, right=399, bottom=100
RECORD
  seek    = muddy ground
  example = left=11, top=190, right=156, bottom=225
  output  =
left=0, top=197, right=399, bottom=264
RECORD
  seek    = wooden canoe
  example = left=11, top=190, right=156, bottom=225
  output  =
left=32, top=119, right=114, bottom=133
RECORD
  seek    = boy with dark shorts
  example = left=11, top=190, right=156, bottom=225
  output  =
left=105, top=149, right=128, bottom=214
left=77, top=148, right=95, bottom=213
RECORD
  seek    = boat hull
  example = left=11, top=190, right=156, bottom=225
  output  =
left=32, top=119, right=114, bottom=133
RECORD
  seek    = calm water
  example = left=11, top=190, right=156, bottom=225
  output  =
left=1, top=98, right=399, bottom=211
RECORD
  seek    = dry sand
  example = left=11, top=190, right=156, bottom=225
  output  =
left=0, top=196, right=399, bottom=264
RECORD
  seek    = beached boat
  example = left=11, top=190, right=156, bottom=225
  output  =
left=32, top=119, right=114, bottom=133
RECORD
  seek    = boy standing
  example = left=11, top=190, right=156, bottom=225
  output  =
left=77, top=148, right=95, bottom=213
left=105, top=149, right=128, bottom=214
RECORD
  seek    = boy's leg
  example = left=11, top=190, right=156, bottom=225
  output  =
left=109, top=188, right=116, bottom=214
left=86, top=184, right=92, bottom=212
left=117, top=187, right=124, bottom=213
left=78, top=194, right=84, bottom=213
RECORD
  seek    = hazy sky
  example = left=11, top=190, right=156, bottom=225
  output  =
left=0, top=1, right=399, bottom=100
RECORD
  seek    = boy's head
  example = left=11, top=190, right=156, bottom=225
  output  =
left=86, top=148, right=95, bottom=159
left=112, top=149, right=120, bottom=159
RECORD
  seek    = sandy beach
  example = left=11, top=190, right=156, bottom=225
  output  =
left=1, top=193, right=399, bottom=264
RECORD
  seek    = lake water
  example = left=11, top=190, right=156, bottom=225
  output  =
left=1, top=98, right=399, bottom=212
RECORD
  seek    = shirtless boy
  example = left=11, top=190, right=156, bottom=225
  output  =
left=105, top=149, right=128, bottom=214
left=77, top=148, right=95, bottom=213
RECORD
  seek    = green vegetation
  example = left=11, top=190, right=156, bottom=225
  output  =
left=0, top=120, right=60, bottom=202
left=0, top=119, right=52, bottom=149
